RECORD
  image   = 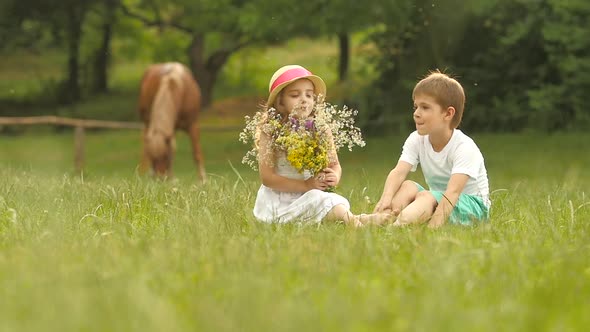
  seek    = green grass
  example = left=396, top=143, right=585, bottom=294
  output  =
left=0, top=131, right=589, bottom=331
left=0, top=51, right=63, bottom=100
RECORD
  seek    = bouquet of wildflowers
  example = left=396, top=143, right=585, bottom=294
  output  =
left=239, top=95, right=365, bottom=175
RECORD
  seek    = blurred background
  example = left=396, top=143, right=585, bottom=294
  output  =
left=0, top=0, right=589, bottom=137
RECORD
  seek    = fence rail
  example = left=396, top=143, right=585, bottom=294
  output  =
left=0, top=116, right=143, bottom=129
left=0, top=116, right=240, bottom=173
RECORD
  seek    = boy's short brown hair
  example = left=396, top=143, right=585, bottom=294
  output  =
left=412, top=70, right=465, bottom=129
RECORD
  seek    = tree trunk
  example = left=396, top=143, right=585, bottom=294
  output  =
left=92, top=0, right=117, bottom=94
left=187, top=34, right=236, bottom=109
left=338, top=32, right=350, bottom=82
left=187, top=34, right=211, bottom=107
left=64, top=6, right=84, bottom=103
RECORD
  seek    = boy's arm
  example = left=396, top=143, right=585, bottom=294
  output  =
left=374, top=161, right=413, bottom=212
left=258, top=132, right=327, bottom=192
left=428, top=173, right=470, bottom=228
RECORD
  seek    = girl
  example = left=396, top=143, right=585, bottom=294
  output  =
left=247, top=65, right=391, bottom=226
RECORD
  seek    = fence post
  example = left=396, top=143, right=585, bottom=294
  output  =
left=74, top=125, right=85, bottom=173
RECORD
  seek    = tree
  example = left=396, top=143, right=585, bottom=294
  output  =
left=2, top=0, right=101, bottom=103
left=452, top=0, right=590, bottom=131
left=89, top=0, right=120, bottom=94
left=531, top=0, right=590, bottom=130
left=311, top=0, right=381, bottom=82
left=359, top=0, right=437, bottom=133
left=120, top=0, right=310, bottom=108
left=119, top=0, right=386, bottom=107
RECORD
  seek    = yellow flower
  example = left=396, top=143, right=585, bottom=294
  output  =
left=241, top=100, right=365, bottom=173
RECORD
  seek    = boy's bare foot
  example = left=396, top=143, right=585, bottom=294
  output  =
left=347, top=215, right=364, bottom=228
left=358, top=212, right=394, bottom=226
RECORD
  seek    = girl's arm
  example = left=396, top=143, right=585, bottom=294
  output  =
left=321, top=135, right=342, bottom=187
left=258, top=132, right=327, bottom=192
left=321, top=162, right=341, bottom=187
left=374, top=161, right=413, bottom=212
left=428, top=173, right=469, bottom=228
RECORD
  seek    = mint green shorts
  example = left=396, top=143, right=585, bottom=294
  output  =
left=415, top=183, right=489, bottom=225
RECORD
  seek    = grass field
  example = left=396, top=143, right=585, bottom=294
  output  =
left=1, top=34, right=589, bottom=331
left=1, top=129, right=589, bottom=331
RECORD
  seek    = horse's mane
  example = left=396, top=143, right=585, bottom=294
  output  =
left=145, top=63, right=185, bottom=159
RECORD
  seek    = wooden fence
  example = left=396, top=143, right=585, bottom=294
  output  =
left=0, top=116, right=238, bottom=172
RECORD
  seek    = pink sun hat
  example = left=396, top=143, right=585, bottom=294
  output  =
left=266, top=65, right=327, bottom=107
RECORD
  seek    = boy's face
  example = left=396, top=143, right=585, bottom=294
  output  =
left=413, top=94, right=453, bottom=136
left=278, top=79, right=315, bottom=119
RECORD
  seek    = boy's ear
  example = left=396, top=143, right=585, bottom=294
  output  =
left=445, top=106, right=456, bottom=120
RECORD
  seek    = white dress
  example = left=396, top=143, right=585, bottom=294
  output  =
left=253, top=154, right=350, bottom=224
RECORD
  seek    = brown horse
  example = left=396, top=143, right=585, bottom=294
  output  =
left=137, top=62, right=206, bottom=182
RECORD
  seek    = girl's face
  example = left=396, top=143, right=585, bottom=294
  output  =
left=278, top=79, right=315, bottom=119
left=413, top=94, right=453, bottom=136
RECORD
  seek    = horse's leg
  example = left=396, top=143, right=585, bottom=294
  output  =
left=188, top=121, right=207, bottom=183
left=139, top=127, right=151, bottom=174
left=165, top=136, right=175, bottom=179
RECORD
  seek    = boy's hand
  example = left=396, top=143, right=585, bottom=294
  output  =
left=428, top=214, right=445, bottom=228
left=373, top=199, right=392, bottom=213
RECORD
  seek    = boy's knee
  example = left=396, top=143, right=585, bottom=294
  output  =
left=395, top=180, right=419, bottom=200
left=401, top=180, right=418, bottom=190
left=416, top=190, right=436, bottom=203
left=396, top=210, right=412, bottom=225
left=416, top=191, right=438, bottom=214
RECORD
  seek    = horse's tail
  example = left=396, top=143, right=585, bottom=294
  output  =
left=145, top=63, right=185, bottom=159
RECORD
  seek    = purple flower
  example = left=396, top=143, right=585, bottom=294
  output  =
left=304, top=119, right=315, bottom=131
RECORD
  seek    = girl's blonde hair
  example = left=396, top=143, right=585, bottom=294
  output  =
left=413, top=70, right=465, bottom=129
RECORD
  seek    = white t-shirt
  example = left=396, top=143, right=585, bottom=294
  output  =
left=399, top=130, right=490, bottom=208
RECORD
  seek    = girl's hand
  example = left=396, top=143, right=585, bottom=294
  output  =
left=320, top=168, right=340, bottom=187
left=305, top=175, right=329, bottom=191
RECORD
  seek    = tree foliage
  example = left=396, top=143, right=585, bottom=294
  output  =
left=118, top=0, right=386, bottom=106
left=363, top=0, right=590, bottom=133
left=120, top=0, right=323, bottom=107
left=1, top=0, right=589, bottom=132
left=1, top=0, right=117, bottom=103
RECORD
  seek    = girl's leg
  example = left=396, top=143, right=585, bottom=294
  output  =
left=394, top=191, right=437, bottom=226
left=324, top=204, right=361, bottom=227
left=325, top=205, right=395, bottom=227
left=358, top=212, right=394, bottom=226
left=390, top=180, right=420, bottom=215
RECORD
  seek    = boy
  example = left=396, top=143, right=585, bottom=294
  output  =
left=372, top=70, right=490, bottom=228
